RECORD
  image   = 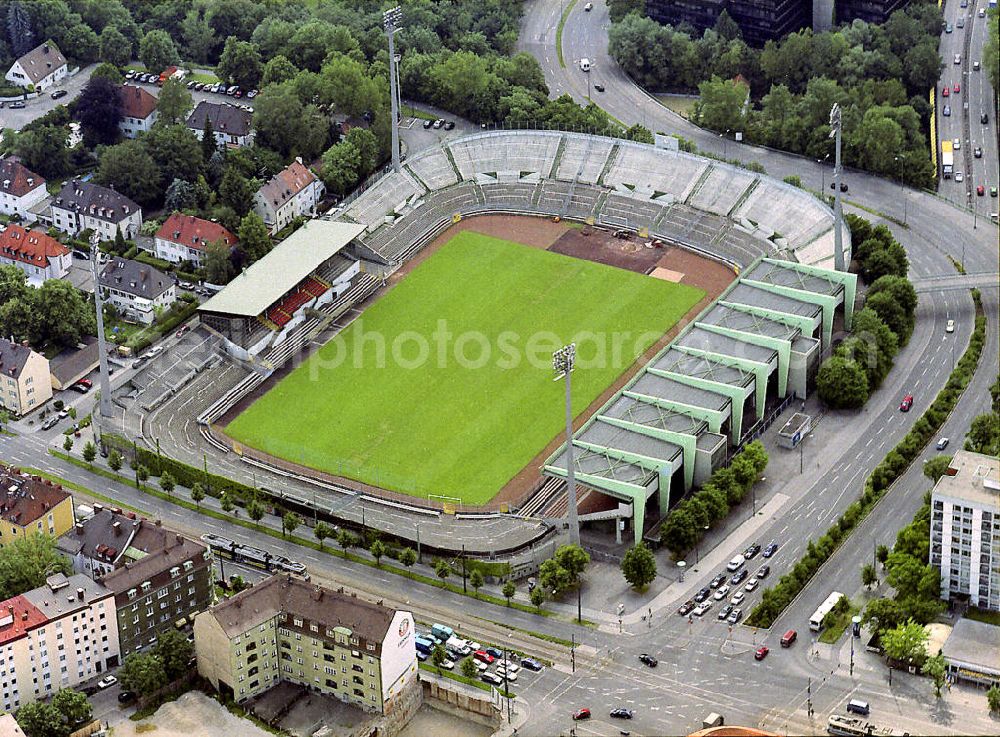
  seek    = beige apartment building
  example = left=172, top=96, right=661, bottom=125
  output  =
left=194, top=575, right=416, bottom=714
left=0, top=573, right=119, bottom=713
left=0, top=339, right=52, bottom=416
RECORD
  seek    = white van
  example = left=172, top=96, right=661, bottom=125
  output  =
left=726, top=555, right=745, bottom=572
left=579, top=58, right=591, bottom=72
left=445, top=636, right=471, bottom=655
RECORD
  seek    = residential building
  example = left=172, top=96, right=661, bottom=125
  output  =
left=119, top=85, right=159, bottom=139
left=0, top=465, right=75, bottom=545
left=0, top=340, right=52, bottom=416
left=50, top=180, right=142, bottom=240
left=644, top=0, right=811, bottom=46
left=930, top=450, right=1000, bottom=611
left=195, top=575, right=417, bottom=714
left=100, top=534, right=212, bottom=657
left=154, top=213, right=237, bottom=268
left=98, top=257, right=176, bottom=324
left=57, top=505, right=176, bottom=579
left=0, top=224, right=71, bottom=283
left=0, top=573, right=120, bottom=714
left=4, top=41, right=67, bottom=92
left=253, top=159, right=325, bottom=235
left=186, top=102, right=254, bottom=148
left=0, top=157, right=48, bottom=221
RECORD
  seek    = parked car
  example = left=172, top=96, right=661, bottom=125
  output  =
left=97, top=676, right=117, bottom=689
left=955, top=172, right=965, bottom=183
left=125, top=70, right=135, bottom=79
left=730, top=591, right=746, bottom=606
left=118, top=690, right=136, bottom=703
left=572, top=708, right=591, bottom=721
left=743, top=543, right=761, bottom=559
left=610, top=708, right=634, bottom=719
left=678, top=599, right=695, bottom=615
left=694, top=587, right=711, bottom=603
left=444, top=120, right=455, bottom=130
left=638, top=653, right=658, bottom=667
left=494, top=667, right=515, bottom=681
left=520, top=657, right=543, bottom=671
left=713, top=585, right=731, bottom=601
left=718, top=604, right=734, bottom=621
left=481, top=672, right=503, bottom=687
left=69, top=383, right=90, bottom=394
left=50, top=89, right=68, bottom=99
left=9, top=101, right=25, bottom=108
left=433, top=119, right=444, bottom=129
left=726, top=555, right=745, bottom=572
left=731, top=569, right=749, bottom=585
left=744, top=577, right=759, bottom=592
left=728, top=608, right=743, bottom=624
left=693, top=601, right=713, bottom=616
left=754, top=646, right=770, bottom=661
left=473, top=650, right=495, bottom=664
left=41, top=416, right=59, bottom=431
left=423, top=118, right=433, bottom=129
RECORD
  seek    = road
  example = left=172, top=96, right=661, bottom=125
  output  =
left=0, top=64, right=95, bottom=131
left=936, top=0, right=999, bottom=211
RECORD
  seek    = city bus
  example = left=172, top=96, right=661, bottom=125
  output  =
left=809, top=591, right=845, bottom=631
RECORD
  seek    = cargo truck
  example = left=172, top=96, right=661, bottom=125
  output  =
left=941, top=139, right=953, bottom=179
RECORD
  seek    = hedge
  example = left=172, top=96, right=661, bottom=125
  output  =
left=135, top=251, right=174, bottom=271
left=747, top=292, right=986, bottom=628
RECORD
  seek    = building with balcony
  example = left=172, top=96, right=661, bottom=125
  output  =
left=49, top=180, right=142, bottom=240
left=253, top=159, right=325, bottom=235
left=98, top=257, right=176, bottom=324
left=194, top=574, right=416, bottom=714
left=0, top=224, right=71, bottom=283
left=930, top=450, right=1000, bottom=611
left=154, top=213, right=237, bottom=268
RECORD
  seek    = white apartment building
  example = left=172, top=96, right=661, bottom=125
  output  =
left=98, top=258, right=176, bottom=324
left=4, top=41, right=67, bottom=92
left=930, top=450, right=1000, bottom=611
left=0, top=157, right=48, bottom=221
left=0, top=573, right=119, bottom=713
left=253, top=159, right=325, bottom=235
left=50, top=180, right=142, bottom=240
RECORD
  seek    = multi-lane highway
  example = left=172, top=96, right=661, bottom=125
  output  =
left=936, top=0, right=998, bottom=211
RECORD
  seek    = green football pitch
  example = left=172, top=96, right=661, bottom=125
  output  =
left=226, top=231, right=705, bottom=504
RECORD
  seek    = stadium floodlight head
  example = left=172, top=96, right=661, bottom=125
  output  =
left=553, top=342, right=576, bottom=377
left=384, top=5, right=402, bottom=30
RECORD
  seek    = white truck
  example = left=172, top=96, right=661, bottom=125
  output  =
left=579, top=58, right=591, bottom=72
left=941, top=139, right=953, bottom=180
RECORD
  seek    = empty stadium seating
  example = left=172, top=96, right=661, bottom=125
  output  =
left=603, top=144, right=707, bottom=201
left=448, top=131, right=561, bottom=180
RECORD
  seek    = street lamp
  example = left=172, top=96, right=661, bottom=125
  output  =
left=818, top=154, right=830, bottom=194
left=383, top=6, right=403, bottom=172
left=721, top=129, right=730, bottom=159
left=554, top=344, right=580, bottom=546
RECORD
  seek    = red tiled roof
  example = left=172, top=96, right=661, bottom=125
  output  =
left=0, top=157, right=45, bottom=198
left=0, top=595, right=48, bottom=646
left=156, top=213, right=237, bottom=252
left=258, top=161, right=318, bottom=209
left=0, top=466, right=72, bottom=528
left=120, top=84, right=158, bottom=120
left=0, top=224, right=69, bottom=269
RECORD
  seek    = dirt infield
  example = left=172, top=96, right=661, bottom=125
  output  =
left=549, top=225, right=664, bottom=273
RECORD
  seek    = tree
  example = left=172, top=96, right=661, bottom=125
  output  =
left=219, top=167, right=255, bottom=217
left=204, top=239, right=235, bottom=284
left=988, top=684, right=1000, bottom=714
left=624, top=123, right=655, bottom=144
left=470, top=569, right=485, bottom=598
left=660, top=505, right=699, bottom=556
left=881, top=619, right=929, bottom=666
left=153, top=629, right=194, bottom=682
left=108, top=449, right=123, bottom=473
left=139, top=30, right=178, bottom=75
left=136, top=464, right=149, bottom=487
left=14, top=126, right=70, bottom=179
left=923, top=455, right=952, bottom=483
left=320, top=140, right=361, bottom=196
left=217, top=37, right=262, bottom=91
left=861, top=562, right=878, bottom=590
left=118, top=652, right=168, bottom=695
left=282, top=511, right=301, bottom=539
left=246, top=499, right=265, bottom=528
left=157, top=78, right=193, bottom=125
left=15, top=701, right=67, bottom=737
left=64, top=24, right=99, bottom=64
left=63, top=436, right=73, bottom=453
left=431, top=642, right=447, bottom=672
left=98, top=26, right=130, bottom=68
left=369, top=539, right=386, bottom=566
left=158, top=471, right=175, bottom=496
left=621, top=543, right=657, bottom=589
left=181, top=9, right=217, bottom=64
left=234, top=215, right=269, bottom=265
left=538, top=558, right=572, bottom=596
left=966, top=412, right=1000, bottom=456
left=398, top=547, right=417, bottom=568
left=313, top=521, right=332, bottom=550
left=91, top=62, right=123, bottom=84
left=219, top=494, right=234, bottom=513
left=876, top=544, right=890, bottom=567
left=694, top=76, right=749, bottom=135
left=502, top=580, right=516, bottom=606
left=530, top=586, right=546, bottom=610
left=461, top=656, right=478, bottom=679
left=554, top=544, right=590, bottom=584
left=164, top=179, right=197, bottom=213
left=200, top=117, right=218, bottom=163
left=51, top=688, right=91, bottom=729
left=82, top=441, right=96, bottom=466
left=0, top=533, right=72, bottom=601
left=191, top=482, right=205, bottom=508
left=434, top=558, right=451, bottom=585
left=143, top=124, right=204, bottom=189
left=97, top=140, right=161, bottom=207
left=345, top=128, right=380, bottom=178
left=262, top=55, right=298, bottom=86
left=7, top=2, right=35, bottom=58
left=922, top=653, right=947, bottom=698
left=816, top=355, right=869, bottom=408
left=75, top=76, right=123, bottom=147
left=336, top=527, right=355, bottom=551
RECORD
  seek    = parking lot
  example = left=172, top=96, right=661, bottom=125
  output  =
left=125, top=70, right=257, bottom=114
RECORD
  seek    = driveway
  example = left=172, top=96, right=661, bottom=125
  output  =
left=0, top=64, right=96, bottom=131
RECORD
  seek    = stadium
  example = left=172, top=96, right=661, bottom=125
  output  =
left=180, top=130, right=856, bottom=547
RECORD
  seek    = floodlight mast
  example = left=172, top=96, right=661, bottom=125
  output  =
left=554, top=343, right=580, bottom=546
left=384, top=6, right=403, bottom=173
left=829, top=103, right=845, bottom=272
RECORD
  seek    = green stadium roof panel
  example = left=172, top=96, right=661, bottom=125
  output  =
left=198, top=219, right=365, bottom=317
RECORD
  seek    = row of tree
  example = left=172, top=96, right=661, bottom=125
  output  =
left=15, top=687, right=91, bottom=737
left=608, top=6, right=943, bottom=186
left=0, top=267, right=97, bottom=349
left=659, top=440, right=769, bottom=557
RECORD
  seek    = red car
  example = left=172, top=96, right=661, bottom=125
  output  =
left=472, top=650, right=495, bottom=665
left=754, top=645, right=770, bottom=661
left=942, top=87, right=950, bottom=97
left=953, top=83, right=960, bottom=93
left=899, top=394, right=914, bottom=412
left=75, top=378, right=93, bottom=388
left=977, top=185, right=985, bottom=196
left=572, top=708, right=591, bottom=720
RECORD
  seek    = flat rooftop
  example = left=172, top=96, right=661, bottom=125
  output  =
left=941, top=618, right=1000, bottom=674
left=932, top=449, right=1000, bottom=509
left=742, top=259, right=844, bottom=298
left=724, top=283, right=822, bottom=318
left=199, top=220, right=364, bottom=317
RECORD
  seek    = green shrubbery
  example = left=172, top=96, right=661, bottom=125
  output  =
left=748, top=292, right=986, bottom=628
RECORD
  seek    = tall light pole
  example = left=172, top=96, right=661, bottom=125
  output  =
left=89, top=233, right=113, bottom=443
left=829, top=104, right=845, bottom=272
left=554, top=343, right=579, bottom=546
left=384, top=6, right=403, bottom=172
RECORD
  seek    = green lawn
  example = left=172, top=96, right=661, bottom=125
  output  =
left=227, top=232, right=704, bottom=504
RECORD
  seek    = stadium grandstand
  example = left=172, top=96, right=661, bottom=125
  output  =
left=198, top=220, right=365, bottom=361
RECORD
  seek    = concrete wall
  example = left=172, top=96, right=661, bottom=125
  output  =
left=420, top=679, right=501, bottom=728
